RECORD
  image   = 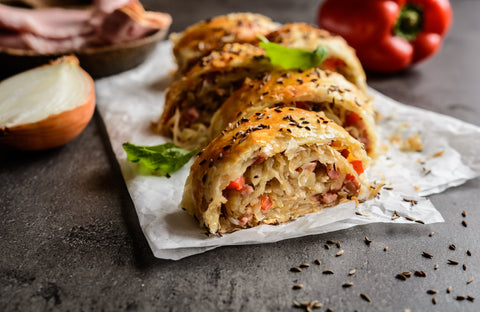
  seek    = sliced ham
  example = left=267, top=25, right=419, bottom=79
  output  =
left=0, top=4, right=94, bottom=39
left=0, top=0, right=172, bottom=53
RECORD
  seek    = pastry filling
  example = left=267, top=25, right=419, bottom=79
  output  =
left=219, top=142, right=361, bottom=231
left=167, top=69, right=263, bottom=149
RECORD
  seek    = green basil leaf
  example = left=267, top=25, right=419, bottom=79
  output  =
left=122, top=142, right=196, bottom=176
left=257, top=34, right=328, bottom=70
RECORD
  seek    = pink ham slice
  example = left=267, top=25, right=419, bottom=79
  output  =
left=0, top=0, right=172, bottom=53
left=0, top=4, right=94, bottom=39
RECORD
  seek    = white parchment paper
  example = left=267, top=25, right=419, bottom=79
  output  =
left=95, top=41, right=480, bottom=260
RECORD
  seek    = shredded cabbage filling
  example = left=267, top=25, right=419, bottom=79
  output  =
left=220, top=143, right=360, bottom=230
left=167, top=69, right=263, bottom=149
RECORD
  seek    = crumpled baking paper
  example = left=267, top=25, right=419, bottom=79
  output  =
left=95, top=41, right=480, bottom=260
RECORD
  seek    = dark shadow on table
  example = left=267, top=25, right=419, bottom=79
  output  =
left=94, top=110, right=173, bottom=268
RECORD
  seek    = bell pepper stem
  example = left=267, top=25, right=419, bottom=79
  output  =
left=394, top=3, right=424, bottom=42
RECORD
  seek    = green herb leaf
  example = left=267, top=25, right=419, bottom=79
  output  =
left=122, top=142, right=196, bottom=176
left=257, top=34, right=328, bottom=70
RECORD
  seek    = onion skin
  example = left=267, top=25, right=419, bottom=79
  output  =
left=0, top=93, right=95, bottom=151
left=0, top=56, right=96, bottom=151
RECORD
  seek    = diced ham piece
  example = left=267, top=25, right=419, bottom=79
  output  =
left=315, top=192, right=338, bottom=204
left=253, top=152, right=268, bottom=165
left=326, top=163, right=340, bottom=180
left=240, top=185, right=254, bottom=196
left=183, top=107, right=200, bottom=124
left=238, top=214, right=253, bottom=226
left=344, top=174, right=360, bottom=193
left=302, top=161, right=317, bottom=172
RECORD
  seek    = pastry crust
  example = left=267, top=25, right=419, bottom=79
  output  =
left=181, top=107, right=370, bottom=234
left=153, top=43, right=275, bottom=149
left=171, top=12, right=278, bottom=73
left=266, top=23, right=368, bottom=94
left=209, top=68, right=378, bottom=156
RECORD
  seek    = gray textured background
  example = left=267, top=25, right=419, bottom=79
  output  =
left=1, top=0, right=479, bottom=311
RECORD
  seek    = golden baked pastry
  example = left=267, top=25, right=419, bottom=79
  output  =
left=181, top=107, right=370, bottom=234
left=154, top=42, right=275, bottom=149
left=170, top=12, right=277, bottom=73
left=209, top=68, right=377, bottom=156
left=266, top=23, right=368, bottom=94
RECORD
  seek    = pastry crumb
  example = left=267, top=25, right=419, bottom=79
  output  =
left=400, top=133, right=423, bottom=152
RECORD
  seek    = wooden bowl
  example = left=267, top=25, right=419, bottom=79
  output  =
left=0, top=28, right=168, bottom=80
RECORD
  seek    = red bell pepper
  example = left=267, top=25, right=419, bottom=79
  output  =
left=260, top=194, right=273, bottom=211
left=227, top=177, right=246, bottom=191
left=349, top=159, right=364, bottom=175
left=317, top=0, right=452, bottom=72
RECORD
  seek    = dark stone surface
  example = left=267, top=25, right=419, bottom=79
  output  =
left=1, top=1, right=479, bottom=311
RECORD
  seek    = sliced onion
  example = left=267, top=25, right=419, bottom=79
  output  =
left=0, top=56, right=95, bottom=150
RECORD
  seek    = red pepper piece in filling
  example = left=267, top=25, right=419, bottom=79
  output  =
left=227, top=177, right=246, bottom=191
left=349, top=159, right=364, bottom=175
left=322, top=57, right=346, bottom=71
left=317, top=0, right=452, bottom=72
left=345, top=112, right=361, bottom=126
left=260, top=194, right=273, bottom=211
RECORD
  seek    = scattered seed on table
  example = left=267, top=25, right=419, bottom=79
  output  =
left=342, top=282, right=354, bottom=288
left=396, top=274, right=407, bottom=281
left=402, top=271, right=412, bottom=277
left=462, top=210, right=467, bottom=217
left=291, top=267, right=302, bottom=272
left=467, top=250, right=472, bottom=256
left=312, top=302, right=323, bottom=309
left=415, top=270, right=427, bottom=277
left=323, top=270, right=334, bottom=275
left=349, top=269, right=356, bottom=275
left=467, top=276, right=474, bottom=284
left=336, top=241, right=341, bottom=248
left=392, top=210, right=400, bottom=220
left=314, top=259, right=321, bottom=265
left=293, top=284, right=303, bottom=290
left=415, top=220, right=425, bottom=224
left=434, top=264, right=439, bottom=270
left=456, top=295, right=466, bottom=301
left=427, top=289, right=438, bottom=295
left=449, top=244, right=456, bottom=250
left=293, top=300, right=301, bottom=307
left=360, top=293, right=371, bottom=302
left=327, top=240, right=336, bottom=245
left=300, top=263, right=310, bottom=268
left=364, top=236, right=372, bottom=245
left=326, top=308, right=333, bottom=312
left=462, top=220, right=468, bottom=227
left=429, top=231, right=434, bottom=237
left=405, top=216, right=415, bottom=222
left=324, top=244, right=330, bottom=250
left=336, top=250, right=344, bottom=257
left=422, top=251, right=433, bottom=259
left=448, top=259, right=459, bottom=265
left=463, top=264, right=467, bottom=271
left=447, top=286, right=452, bottom=293
left=384, top=246, right=388, bottom=251
left=432, top=297, right=437, bottom=305
left=467, top=296, right=475, bottom=302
